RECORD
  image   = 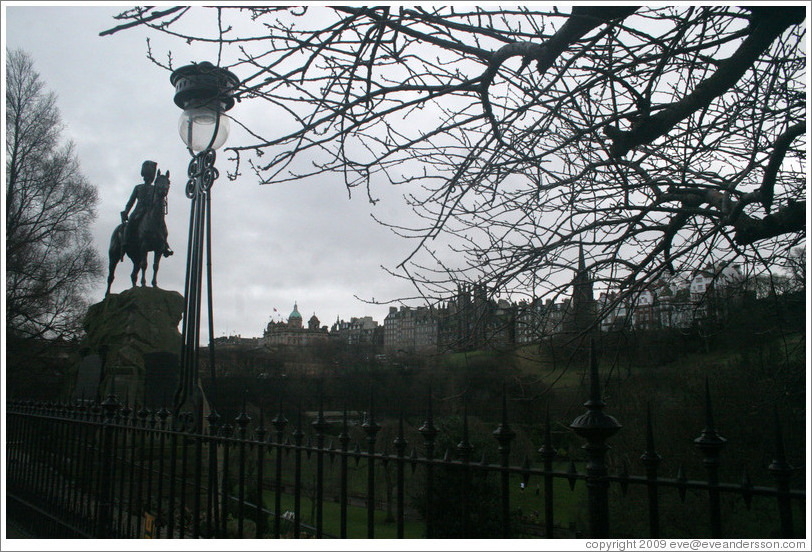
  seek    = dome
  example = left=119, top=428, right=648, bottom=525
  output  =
left=289, top=302, right=302, bottom=320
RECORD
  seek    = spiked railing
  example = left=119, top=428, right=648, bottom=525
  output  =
left=418, top=385, right=439, bottom=538
left=311, top=385, right=329, bottom=538
left=693, top=377, right=727, bottom=537
left=362, top=393, right=381, bottom=538
left=570, top=339, right=621, bottom=538
left=538, top=403, right=557, bottom=537
left=640, top=403, right=662, bottom=537
left=492, top=383, right=516, bottom=538
left=394, top=411, right=408, bottom=538
left=5, top=350, right=805, bottom=540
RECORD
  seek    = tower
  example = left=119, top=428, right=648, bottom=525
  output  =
left=288, top=302, right=303, bottom=329
left=567, top=243, right=596, bottom=334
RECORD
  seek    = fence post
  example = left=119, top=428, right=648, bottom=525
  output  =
left=255, top=410, right=267, bottom=539
left=394, top=412, right=408, bottom=539
left=362, top=395, right=381, bottom=538
left=220, top=422, right=233, bottom=537
left=312, top=389, right=329, bottom=539
left=155, top=406, right=170, bottom=538
left=137, top=406, right=149, bottom=538
left=235, top=400, right=251, bottom=538
left=292, top=405, right=304, bottom=538
left=272, top=400, right=288, bottom=538
left=94, top=394, right=119, bottom=538
left=538, top=404, right=556, bottom=538
left=419, top=387, right=439, bottom=538
left=570, top=339, right=621, bottom=538
left=492, top=383, right=515, bottom=538
left=457, top=400, right=474, bottom=538
left=694, top=378, right=726, bottom=538
left=338, top=408, right=350, bottom=538
left=640, top=404, right=662, bottom=538
left=768, top=409, right=794, bottom=538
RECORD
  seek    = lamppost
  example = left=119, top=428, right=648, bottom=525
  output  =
left=170, top=61, right=239, bottom=431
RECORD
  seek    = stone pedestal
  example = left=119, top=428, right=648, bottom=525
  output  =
left=80, top=286, right=184, bottom=404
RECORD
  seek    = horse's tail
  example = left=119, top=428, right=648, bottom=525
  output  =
left=110, top=223, right=126, bottom=262
left=107, top=223, right=126, bottom=295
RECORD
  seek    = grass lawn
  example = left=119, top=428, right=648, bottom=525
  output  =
left=254, top=466, right=586, bottom=538
left=260, top=490, right=426, bottom=538
left=510, top=471, right=585, bottom=531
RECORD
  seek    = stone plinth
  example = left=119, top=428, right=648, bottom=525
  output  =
left=81, top=286, right=183, bottom=404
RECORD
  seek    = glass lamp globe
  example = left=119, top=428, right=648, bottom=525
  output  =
left=178, top=106, right=230, bottom=152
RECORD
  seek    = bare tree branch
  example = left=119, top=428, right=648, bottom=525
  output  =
left=99, top=6, right=187, bottom=37
left=103, top=6, right=806, bottom=308
left=604, top=7, right=805, bottom=158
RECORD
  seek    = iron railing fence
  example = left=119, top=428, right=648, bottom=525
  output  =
left=5, top=350, right=805, bottom=539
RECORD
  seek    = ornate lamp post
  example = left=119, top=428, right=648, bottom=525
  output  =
left=170, top=61, right=239, bottom=430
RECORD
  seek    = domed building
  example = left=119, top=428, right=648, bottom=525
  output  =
left=263, top=302, right=328, bottom=347
left=288, top=302, right=303, bottom=329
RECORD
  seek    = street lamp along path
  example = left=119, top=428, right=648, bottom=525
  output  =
left=170, top=61, right=240, bottom=430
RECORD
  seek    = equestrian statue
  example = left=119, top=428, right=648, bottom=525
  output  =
left=106, top=160, right=174, bottom=295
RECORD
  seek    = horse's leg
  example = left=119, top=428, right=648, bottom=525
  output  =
left=152, top=250, right=161, bottom=287
left=140, top=253, right=148, bottom=286
left=130, top=255, right=139, bottom=287
left=106, top=253, right=117, bottom=296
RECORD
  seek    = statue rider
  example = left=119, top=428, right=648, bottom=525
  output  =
left=120, top=160, right=173, bottom=258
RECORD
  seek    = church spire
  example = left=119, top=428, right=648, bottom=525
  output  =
left=578, top=242, right=586, bottom=274
left=566, top=242, right=595, bottom=334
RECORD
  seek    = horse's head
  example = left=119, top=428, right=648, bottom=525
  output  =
left=154, top=169, right=171, bottom=199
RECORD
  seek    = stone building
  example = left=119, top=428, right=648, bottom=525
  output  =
left=331, top=316, right=382, bottom=347
left=383, top=306, right=438, bottom=354
left=263, top=302, right=329, bottom=347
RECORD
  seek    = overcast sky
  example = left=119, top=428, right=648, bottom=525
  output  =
left=4, top=4, right=425, bottom=341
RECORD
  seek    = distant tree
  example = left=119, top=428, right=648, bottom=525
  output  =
left=6, top=49, right=103, bottom=340
left=103, top=7, right=805, bottom=313
left=786, top=245, right=806, bottom=292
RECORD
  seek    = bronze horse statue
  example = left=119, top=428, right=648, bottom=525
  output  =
left=106, top=170, right=172, bottom=295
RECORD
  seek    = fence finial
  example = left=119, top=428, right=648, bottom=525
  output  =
left=571, top=338, right=621, bottom=437
left=769, top=407, right=790, bottom=472
left=235, top=390, right=251, bottom=435
left=206, top=407, right=220, bottom=435
left=457, top=396, right=473, bottom=459
left=586, top=338, right=604, bottom=408
left=538, top=402, right=555, bottom=458
left=272, top=391, right=287, bottom=433
left=693, top=377, right=726, bottom=538
left=569, top=337, right=620, bottom=538
left=256, top=407, right=267, bottom=442
left=362, top=392, right=381, bottom=439
left=395, top=411, right=407, bottom=452
left=312, top=384, right=328, bottom=436
left=641, top=402, right=661, bottom=466
left=295, top=400, right=303, bottom=434
left=419, top=385, right=438, bottom=443
left=493, top=382, right=515, bottom=451
left=694, top=377, right=726, bottom=453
